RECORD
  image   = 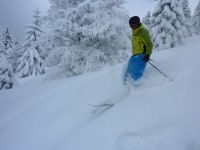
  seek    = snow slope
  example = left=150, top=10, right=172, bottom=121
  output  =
left=1, top=35, right=200, bottom=150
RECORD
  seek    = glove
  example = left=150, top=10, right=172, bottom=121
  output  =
left=142, top=54, right=150, bottom=62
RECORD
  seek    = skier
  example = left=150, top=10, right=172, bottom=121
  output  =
left=124, top=16, right=153, bottom=84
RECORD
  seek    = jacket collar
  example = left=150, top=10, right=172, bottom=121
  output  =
left=132, top=24, right=144, bottom=35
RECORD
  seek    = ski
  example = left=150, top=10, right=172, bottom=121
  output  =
left=89, top=86, right=131, bottom=113
left=89, top=103, right=114, bottom=113
left=89, top=103, right=114, bottom=107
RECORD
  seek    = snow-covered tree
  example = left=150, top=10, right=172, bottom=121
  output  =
left=142, top=11, right=151, bottom=31
left=22, top=8, right=44, bottom=54
left=180, top=0, right=193, bottom=36
left=46, top=0, right=130, bottom=47
left=16, top=8, right=45, bottom=77
left=192, top=0, right=200, bottom=35
left=7, top=43, right=23, bottom=73
left=1, top=27, right=13, bottom=51
left=0, top=42, right=6, bottom=55
left=16, top=47, right=45, bottom=78
left=44, top=0, right=131, bottom=77
left=151, top=0, right=188, bottom=51
left=0, top=53, right=13, bottom=90
left=13, top=38, right=19, bottom=46
left=179, top=0, right=191, bottom=21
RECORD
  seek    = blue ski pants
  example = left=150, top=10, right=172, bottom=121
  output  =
left=124, top=54, right=147, bottom=82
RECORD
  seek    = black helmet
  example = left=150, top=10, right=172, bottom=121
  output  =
left=129, top=16, right=140, bottom=24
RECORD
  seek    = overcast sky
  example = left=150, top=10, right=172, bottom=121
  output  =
left=0, top=0, right=199, bottom=43
left=0, top=0, right=50, bottom=42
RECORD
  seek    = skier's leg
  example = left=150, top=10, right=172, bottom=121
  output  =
left=131, top=54, right=147, bottom=81
left=124, top=55, right=135, bottom=83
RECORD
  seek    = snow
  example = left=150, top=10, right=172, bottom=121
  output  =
left=1, top=35, right=200, bottom=150
left=1, top=0, right=200, bottom=149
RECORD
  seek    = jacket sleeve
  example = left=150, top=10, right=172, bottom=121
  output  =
left=141, top=29, right=153, bottom=55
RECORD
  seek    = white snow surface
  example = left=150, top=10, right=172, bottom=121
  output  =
left=1, top=35, right=200, bottom=150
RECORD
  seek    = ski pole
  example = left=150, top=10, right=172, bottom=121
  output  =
left=148, top=61, right=172, bottom=81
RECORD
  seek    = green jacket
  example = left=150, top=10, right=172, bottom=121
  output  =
left=131, top=24, right=153, bottom=56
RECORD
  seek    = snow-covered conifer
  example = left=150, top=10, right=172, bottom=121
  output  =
left=16, top=47, right=45, bottom=77
left=192, top=0, right=200, bottom=35
left=16, top=8, right=45, bottom=77
left=45, top=0, right=130, bottom=77
left=142, top=11, right=151, bottom=31
left=1, top=27, right=13, bottom=51
left=14, top=38, right=19, bottom=46
left=0, top=53, right=13, bottom=90
left=0, top=42, right=6, bottom=55
left=180, top=0, right=193, bottom=36
left=151, top=0, right=188, bottom=50
left=23, top=8, right=44, bottom=53
left=7, top=43, right=23, bottom=73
